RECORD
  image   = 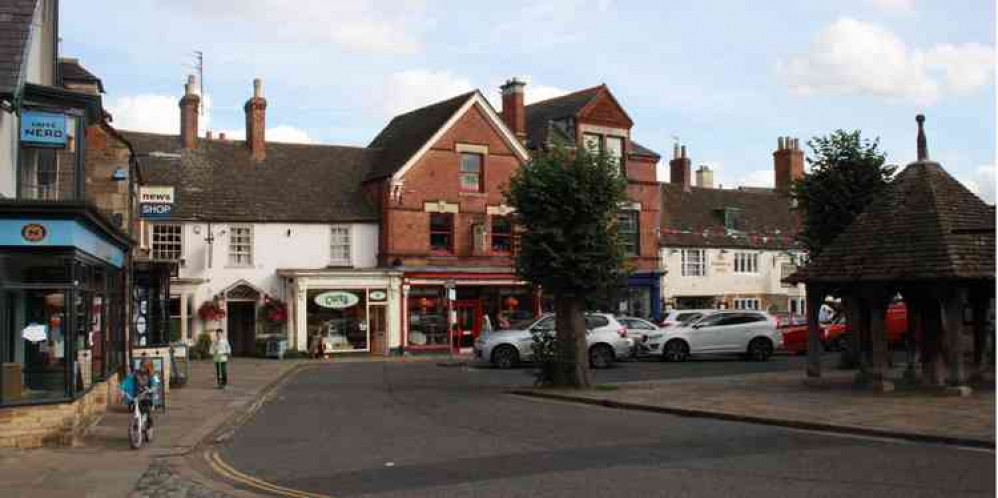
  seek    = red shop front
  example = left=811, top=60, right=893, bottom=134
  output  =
left=402, top=272, right=541, bottom=353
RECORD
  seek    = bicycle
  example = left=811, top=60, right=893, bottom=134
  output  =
left=122, top=385, right=155, bottom=449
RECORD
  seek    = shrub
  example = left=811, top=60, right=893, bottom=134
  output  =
left=530, top=331, right=560, bottom=387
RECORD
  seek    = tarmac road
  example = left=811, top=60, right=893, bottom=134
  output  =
left=219, top=358, right=994, bottom=497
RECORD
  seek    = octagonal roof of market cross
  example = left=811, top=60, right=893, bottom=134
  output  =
left=786, top=115, right=995, bottom=285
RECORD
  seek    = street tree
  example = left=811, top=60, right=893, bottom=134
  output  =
left=504, top=147, right=629, bottom=388
left=792, top=130, right=896, bottom=368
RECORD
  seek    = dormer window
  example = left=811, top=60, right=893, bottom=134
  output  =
left=581, top=133, right=625, bottom=175
left=716, top=207, right=743, bottom=232
left=460, top=152, right=483, bottom=192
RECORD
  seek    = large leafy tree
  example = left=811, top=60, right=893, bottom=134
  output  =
left=504, top=147, right=629, bottom=388
left=793, top=130, right=896, bottom=256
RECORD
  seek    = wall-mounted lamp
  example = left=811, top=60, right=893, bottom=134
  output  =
left=111, top=168, right=127, bottom=181
left=193, top=225, right=202, bottom=235
left=287, top=228, right=292, bottom=237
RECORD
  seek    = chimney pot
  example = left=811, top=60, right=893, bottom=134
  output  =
left=774, top=135, right=804, bottom=192
left=680, top=145, right=687, bottom=159
left=673, top=143, right=680, bottom=159
left=179, top=74, right=200, bottom=150
left=219, top=132, right=226, bottom=140
left=244, top=78, right=267, bottom=160
left=670, top=144, right=692, bottom=192
left=500, top=78, right=527, bottom=142
left=253, top=78, right=262, bottom=99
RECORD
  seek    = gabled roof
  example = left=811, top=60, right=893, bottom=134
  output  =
left=60, top=58, right=105, bottom=93
left=366, top=90, right=531, bottom=182
left=0, top=0, right=38, bottom=96
left=789, top=160, right=995, bottom=284
left=660, top=183, right=799, bottom=250
left=125, top=131, right=380, bottom=223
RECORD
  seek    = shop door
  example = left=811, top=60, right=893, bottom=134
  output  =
left=226, top=302, right=256, bottom=357
left=454, top=300, right=481, bottom=350
left=369, top=306, right=388, bottom=356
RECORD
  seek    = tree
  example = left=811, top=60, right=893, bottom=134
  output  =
left=792, top=130, right=896, bottom=369
left=504, top=147, right=629, bottom=388
left=793, top=130, right=896, bottom=256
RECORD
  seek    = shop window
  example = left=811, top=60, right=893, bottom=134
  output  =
left=307, top=289, right=369, bottom=353
left=625, top=287, right=652, bottom=319
left=1, top=290, right=69, bottom=404
left=430, top=213, right=453, bottom=254
left=407, top=287, right=448, bottom=347
left=734, top=252, right=759, bottom=274
left=491, top=216, right=513, bottom=254
left=151, top=224, right=183, bottom=261
left=618, top=210, right=639, bottom=256
left=330, top=226, right=352, bottom=266
left=168, top=297, right=182, bottom=343
left=18, top=114, right=82, bottom=201
left=228, top=226, right=253, bottom=267
left=460, top=153, right=483, bottom=192
left=733, top=298, right=761, bottom=310
left=681, top=249, right=706, bottom=277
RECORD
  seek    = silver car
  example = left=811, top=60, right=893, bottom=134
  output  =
left=474, top=313, right=631, bottom=369
left=616, top=316, right=662, bottom=357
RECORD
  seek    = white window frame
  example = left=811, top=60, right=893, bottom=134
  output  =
left=151, top=223, right=183, bottom=261
left=733, top=298, right=761, bottom=310
left=788, top=297, right=806, bottom=315
left=228, top=225, right=254, bottom=267
left=330, top=225, right=352, bottom=266
left=734, top=252, right=759, bottom=274
left=681, top=249, right=707, bottom=277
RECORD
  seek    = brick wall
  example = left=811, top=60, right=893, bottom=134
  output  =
left=85, top=124, right=133, bottom=234
left=0, top=373, right=119, bottom=449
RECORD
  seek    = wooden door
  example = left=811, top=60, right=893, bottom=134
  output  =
left=370, top=306, right=387, bottom=356
left=226, top=302, right=256, bottom=356
left=454, top=300, right=482, bottom=349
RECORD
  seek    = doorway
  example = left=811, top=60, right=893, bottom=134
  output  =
left=226, top=302, right=256, bottom=356
left=454, top=300, right=482, bottom=350
left=369, top=305, right=387, bottom=356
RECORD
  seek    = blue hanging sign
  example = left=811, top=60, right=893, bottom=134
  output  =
left=20, top=111, right=68, bottom=147
left=140, top=203, right=173, bottom=218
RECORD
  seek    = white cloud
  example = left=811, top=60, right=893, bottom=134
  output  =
left=487, top=76, right=569, bottom=111
left=961, top=164, right=996, bottom=204
left=741, top=169, right=775, bottom=189
left=217, top=125, right=314, bottom=144
left=777, top=17, right=994, bottom=105
left=867, top=0, right=915, bottom=14
left=380, top=70, right=475, bottom=116
left=105, top=94, right=179, bottom=135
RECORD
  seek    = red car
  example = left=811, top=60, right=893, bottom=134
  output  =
left=780, top=304, right=907, bottom=354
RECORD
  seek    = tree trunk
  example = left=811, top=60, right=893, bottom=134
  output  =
left=553, top=294, right=592, bottom=388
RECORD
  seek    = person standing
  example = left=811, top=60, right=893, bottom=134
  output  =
left=209, top=328, right=232, bottom=388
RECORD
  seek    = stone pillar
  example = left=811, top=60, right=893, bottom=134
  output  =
left=867, top=294, right=894, bottom=393
left=804, top=284, right=824, bottom=381
left=903, top=292, right=922, bottom=383
left=969, top=286, right=990, bottom=381
left=921, top=298, right=945, bottom=386
left=941, top=287, right=969, bottom=391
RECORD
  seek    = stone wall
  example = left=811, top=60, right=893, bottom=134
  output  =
left=0, top=372, right=118, bottom=449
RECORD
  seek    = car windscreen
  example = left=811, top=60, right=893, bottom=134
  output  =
left=676, top=312, right=702, bottom=324
left=585, top=316, right=609, bottom=330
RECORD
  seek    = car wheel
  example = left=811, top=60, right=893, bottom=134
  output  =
left=748, top=338, right=773, bottom=362
left=492, top=345, right=520, bottom=369
left=589, top=344, right=614, bottom=369
left=662, top=340, right=689, bottom=362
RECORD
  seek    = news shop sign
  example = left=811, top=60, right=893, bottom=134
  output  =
left=20, top=111, right=67, bottom=147
left=140, top=203, right=173, bottom=218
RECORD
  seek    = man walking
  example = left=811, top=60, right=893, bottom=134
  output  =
left=210, top=328, right=232, bottom=388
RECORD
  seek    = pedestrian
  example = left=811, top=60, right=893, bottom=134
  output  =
left=209, top=328, right=231, bottom=388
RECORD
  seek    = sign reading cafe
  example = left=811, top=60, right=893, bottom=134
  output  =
left=314, top=291, right=359, bottom=309
left=20, top=111, right=67, bottom=147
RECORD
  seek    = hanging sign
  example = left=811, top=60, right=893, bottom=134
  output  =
left=140, top=203, right=173, bottom=218
left=139, top=186, right=175, bottom=204
left=314, top=291, right=359, bottom=309
left=20, top=111, right=67, bottom=147
left=369, top=290, right=387, bottom=302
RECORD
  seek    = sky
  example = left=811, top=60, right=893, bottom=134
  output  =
left=60, top=0, right=996, bottom=202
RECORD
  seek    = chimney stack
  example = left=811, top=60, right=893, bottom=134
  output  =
left=773, top=135, right=804, bottom=192
left=500, top=78, right=526, bottom=143
left=244, top=78, right=267, bottom=161
left=695, top=165, right=714, bottom=189
left=179, top=74, right=200, bottom=150
left=669, top=144, right=692, bottom=192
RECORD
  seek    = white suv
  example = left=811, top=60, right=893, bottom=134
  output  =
left=474, top=313, right=631, bottom=369
left=645, top=310, right=782, bottom=362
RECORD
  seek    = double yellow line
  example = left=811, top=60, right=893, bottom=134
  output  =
left=206, top=449, right=333, bottom=498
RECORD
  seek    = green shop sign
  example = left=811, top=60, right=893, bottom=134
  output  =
left=314, top=291, right=359, bottom=309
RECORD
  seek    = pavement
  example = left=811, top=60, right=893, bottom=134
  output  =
left=0, top=357, right=302, bottom=498
left=514, top=365, right=996, bottom=448
left=217, top=360, right=996, bottom=497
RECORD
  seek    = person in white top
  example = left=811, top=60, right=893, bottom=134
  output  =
left=209, top=329, right=232, bottom=388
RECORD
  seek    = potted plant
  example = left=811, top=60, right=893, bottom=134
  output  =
left=198, top=299, right=226, bottom=323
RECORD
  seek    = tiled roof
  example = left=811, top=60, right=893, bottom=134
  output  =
left=366, top=91, right=476, bottom=181
left=0, top=0, right=37, bottom=95
left=125, top=131, right=379, bottom=223
left=789, top=160, right=996, bottom=284
left=630, top=141, right=660, bottom=158
left=660, top=183, right=799, bottom=250
left=59, top=58, right=104, bottom=93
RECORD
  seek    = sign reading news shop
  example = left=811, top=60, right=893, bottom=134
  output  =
left=20, top=111, right=68, bottom=147
left=139, top=186, right=175, bottom=219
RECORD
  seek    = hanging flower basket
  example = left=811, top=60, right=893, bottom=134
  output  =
left=260, top=296, right=288, bottom=325
left=198, top=300, right=226, bottom=322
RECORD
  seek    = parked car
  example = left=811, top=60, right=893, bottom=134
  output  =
left=645, top=310, right=783, bottom=362
left=826, top=303, right=909, bottom=351
left=474, top=313, right=631, bottom=369
left=658, top=309, right=717, bottom=328
left=617, top=316, right=662, bottom=357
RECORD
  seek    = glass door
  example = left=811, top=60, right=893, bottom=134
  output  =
left=453, top=300, right=481, bottom=350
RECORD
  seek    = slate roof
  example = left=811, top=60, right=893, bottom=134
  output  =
left=0, top=0, right=37, bottom=96
left=59, top=58, right=104, bottom=93
left=125, top=131, right=379, bottom=223
left=660, top=183, right=799, bottom=250
left=523, top=84, right=659, bottom=159
left=365, top=91, right=476, bottom=181
left=788, top=160, right=995, bottom=284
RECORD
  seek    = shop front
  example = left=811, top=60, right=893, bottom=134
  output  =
left=623, top=271, right=662, bottom=321
left=403, top=271, right=539, bottom=353
left=280, top=269, right=402, bottom=356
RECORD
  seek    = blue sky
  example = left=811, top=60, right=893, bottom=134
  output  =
left=60, top=0, right=995, bottom=201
